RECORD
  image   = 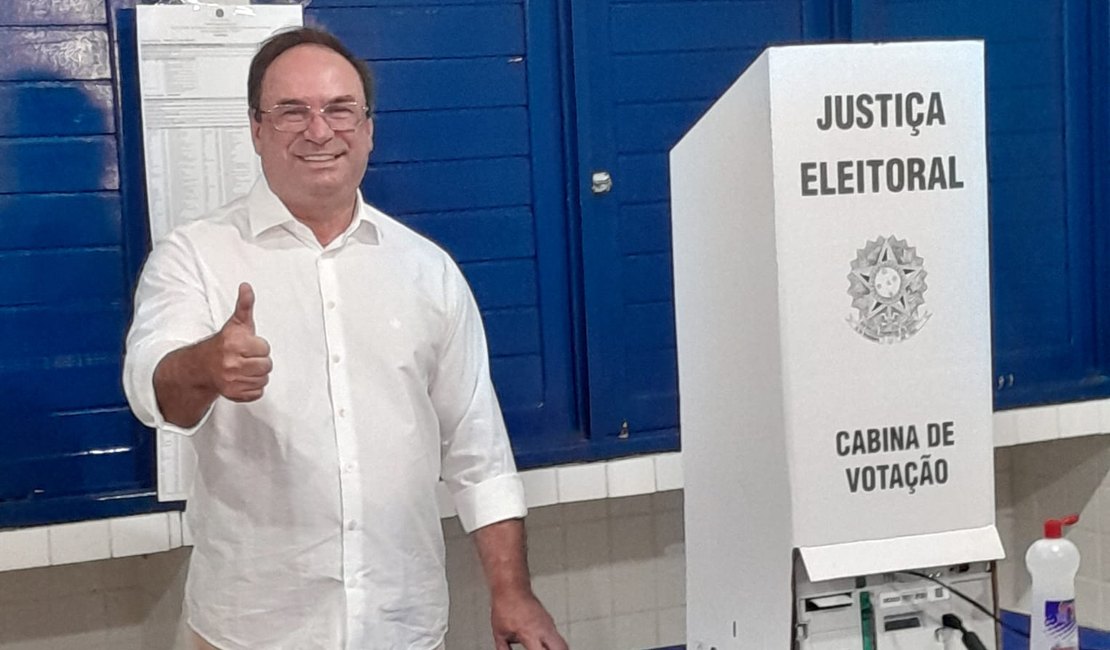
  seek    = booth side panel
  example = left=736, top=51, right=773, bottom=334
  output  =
left=672, top=54, right=795, bottom=650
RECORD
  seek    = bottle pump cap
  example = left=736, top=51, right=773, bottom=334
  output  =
left=1044, top=514, right=1079, bottom=539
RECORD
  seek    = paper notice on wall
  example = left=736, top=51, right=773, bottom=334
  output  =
left=136, top=3, right=302, bottom=243
left=135, top=4, right=302, bottom=502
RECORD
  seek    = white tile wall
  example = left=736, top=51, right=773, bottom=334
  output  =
left=0, top=549, right=190, bottom=650
left=0, top=455, right=682, bottom=574
left=999, top=433, right=1110, bottom=628
left=0, top=527, right=49, bottom=572
left=992, top=397, right=1110, bottom=447
left=0, top=495, right=684, bottom=650
left=607, top=457, right=657, bottom=498
left=557, top=463, right=609, bottom=503
left=9, top=417, right=1110, bottom=650
left=49, top=520, right=111, bottom=566
left=109, top=514, right=172, bottom=558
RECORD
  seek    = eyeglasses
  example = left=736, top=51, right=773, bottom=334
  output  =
left=258, top=102, right=369, bottom=133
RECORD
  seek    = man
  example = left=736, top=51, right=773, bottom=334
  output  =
left=123, top=27, right=567, bottom=650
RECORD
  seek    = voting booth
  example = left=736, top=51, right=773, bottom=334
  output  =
left=671, top=41, right=1004, bottom=649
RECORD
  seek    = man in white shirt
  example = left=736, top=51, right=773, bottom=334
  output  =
left=123, top=27, right=567, bottom=650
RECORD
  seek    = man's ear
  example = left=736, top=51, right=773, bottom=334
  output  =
left=366, top=117, right=375, bottom=154
left=250, top=110, right=263, bottom=154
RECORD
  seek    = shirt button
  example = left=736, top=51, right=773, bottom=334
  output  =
left=331, top=353, right=341, bottom=363
left=346, top=520, right=357, bottom=531
left=344, top=462, right=356, bottom=473
left=338, top=408, right=347, bottom=418
left=346, top=577, right=357, bottom=589
left=326, top=300, right=336, bottom=310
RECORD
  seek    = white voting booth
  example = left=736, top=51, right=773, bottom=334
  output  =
left=671, top=42, right=1003, bottom=649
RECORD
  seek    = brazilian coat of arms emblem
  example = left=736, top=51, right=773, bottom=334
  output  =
left=847, top=235, right=930, bottom=343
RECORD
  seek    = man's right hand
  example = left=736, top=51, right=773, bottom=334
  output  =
left=152, top=282, right=273, bottom=427
left=206, top=282, right=273, bottom=402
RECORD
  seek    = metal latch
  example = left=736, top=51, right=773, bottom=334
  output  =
left=591, top=171, right=613, bottom=195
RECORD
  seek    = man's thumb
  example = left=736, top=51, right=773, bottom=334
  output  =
left=231, top=282, right=255, bottom=331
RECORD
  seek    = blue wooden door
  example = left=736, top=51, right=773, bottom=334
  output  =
left=570, top=1, right=833, bottom=454
left=0, top=0, right=176, bottom=527
left=849, top=0, right=1101, bottom=408
left=309, top=1, right=579, bottom=465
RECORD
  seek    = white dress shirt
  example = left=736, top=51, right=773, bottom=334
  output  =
left=123, top=178, right=526, bottom=650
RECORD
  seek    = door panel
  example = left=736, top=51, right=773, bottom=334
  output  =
left=572, top=0, right=831, bottom=448
left=851, top=0, right=1099, bottom=407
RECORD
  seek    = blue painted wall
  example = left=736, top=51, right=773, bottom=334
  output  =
left=2, top=0, right=1110, bottom=527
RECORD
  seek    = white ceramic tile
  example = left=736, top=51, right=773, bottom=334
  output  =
left=1070, top=527, right=1100, bottom=581
left=613, top=611, right=658, bottom=649
left=607, top=457, right=656, bottom=498
left=655, top=549, right=687, bottom=609
left=436, top=480, right=457, bottom=518
left=566, top=569, right=613, bottom=621
left=110, top=513, right=170, bottom=558
left=1097, top=487, right=1110, bottom=538
left=657, top=606, right=686, bottom=647
left=992, top=410, right=1019, bottom=447
left=1097, top=398, right=1110, bottom=433
left=608, top=494, right=655, bottom=518
left=654, top=452, right=684, bottom=491
left=994, top=447, right=1013, bottom=474
left=568, top=617, right=615, bottom=650
left=0, top=600, right=55, bottom=645
left=531, top=571, right=570, bottom=626
left=1076, top=577, right=1102, bottom=628
left=49, top=519, right=110, bottom=566
left=1058, top=400, right=1103, bottom=439
left=652, top=490, right=684, bottom=513
left=521, top=468, right=559, bottom=508
left=1015, top=405, right=1060, bottom=444
left=562, top=499, right=610, bottom=523
left=611, top=514, right=655, bottom=559
left=445, top=587, right=479, bottom=650
left=558, top=463, right=608, bottom=503
left=445, top=534, right=479, bottom=592
left=45, top=592, right=111, bottom=650
left=993, top=556, right=1022, bottom=613
left=168, top=511, right=183, bottom=548
left=104, top=589, right=147, bottom=649
left=1098, top=582, right=1110, bottom=629
left=566, top=520, right=610, bottom=567
left=181, top=512, right=194, bottom=547
left=0, top=526, right=49, bottom=571
left=1077, top=488, right=1102, bottom=535
left=1097, top=532, right=1110, bottom=587
left=525, top=502, right=563, bottom=529
left=654, top=507, right=685, bottom=554
left=994, top=468, right=1013, bottom=516
left=528, top=522, right=567, bottom=574
left=441, top=514, right=467, bottom=541
left=610, top=561, right=658, bottom=616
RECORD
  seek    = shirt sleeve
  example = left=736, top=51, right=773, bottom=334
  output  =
left=122, top=231, right=218, bottom=436
left=432, top=260, right=526, bottom=533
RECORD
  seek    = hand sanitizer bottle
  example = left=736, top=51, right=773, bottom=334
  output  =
left=1025, top=514, right=1080, bottom=650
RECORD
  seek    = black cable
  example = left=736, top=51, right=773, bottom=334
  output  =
left=942, top=613, right=989, bottom=650
left=900, top=570, right=1099, bottom=650
left=896, top=571, right=1029, bottom=638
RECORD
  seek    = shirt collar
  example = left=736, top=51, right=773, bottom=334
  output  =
left=246, top=176, right=380, bottom=246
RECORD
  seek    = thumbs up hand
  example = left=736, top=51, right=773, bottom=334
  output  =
left=207, top=282, right=272, bottom=402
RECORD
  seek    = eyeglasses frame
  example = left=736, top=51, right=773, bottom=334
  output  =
left=256, top=101, right=371, bottom=133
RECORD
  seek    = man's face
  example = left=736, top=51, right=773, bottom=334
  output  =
left=250, top=44, right=373, bottom=211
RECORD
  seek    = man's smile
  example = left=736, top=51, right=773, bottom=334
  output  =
left=297, top=152, right=344, bottom=162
